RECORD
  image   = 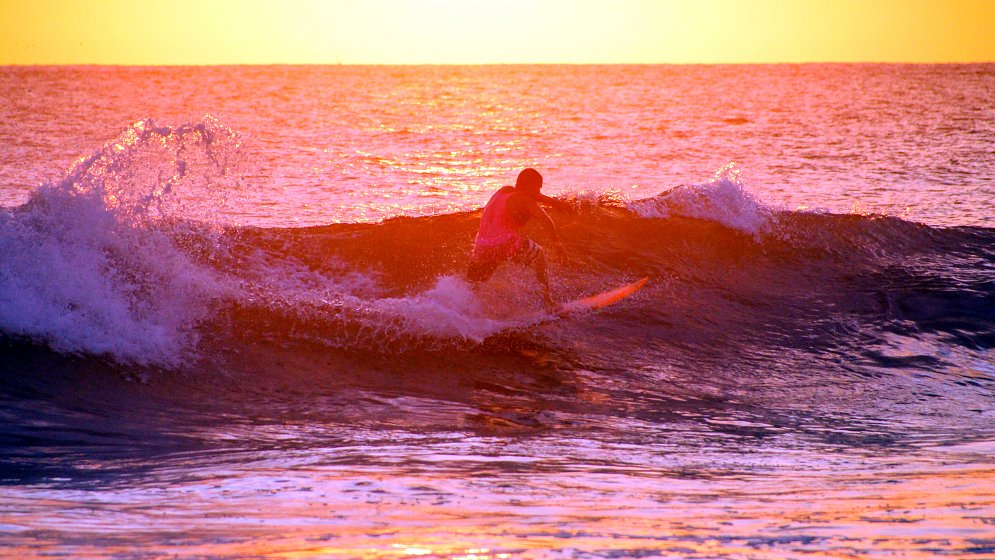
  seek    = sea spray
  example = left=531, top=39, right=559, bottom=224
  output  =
left=375, top=275, right=509, bottom=342
left=629, top=163, right=776, bottom=237
left=0, top=116, right=243, bottom=365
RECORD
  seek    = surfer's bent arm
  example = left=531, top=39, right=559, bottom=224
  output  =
left=534, top=192, right=573, bottom=213
left=525, top=198, right=564, bottom=251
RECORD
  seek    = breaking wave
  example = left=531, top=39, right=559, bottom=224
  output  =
left=1, top=118, right=993, bottom=378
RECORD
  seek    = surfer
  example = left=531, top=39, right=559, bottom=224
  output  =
left=466, top=168, right=571, bottom=309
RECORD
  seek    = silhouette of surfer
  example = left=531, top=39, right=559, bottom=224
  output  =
left=466, top=168, right=571, bottom=309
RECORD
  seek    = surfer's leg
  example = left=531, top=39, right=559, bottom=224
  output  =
left=515, top=239, right=554, bottom=309
left=534, top=251, right=554, bottom=309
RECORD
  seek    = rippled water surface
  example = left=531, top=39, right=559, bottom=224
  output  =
left=2, top=65, right=993, bottom=226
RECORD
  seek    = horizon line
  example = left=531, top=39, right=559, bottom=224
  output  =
left=3, top=60, right=994, bottom=68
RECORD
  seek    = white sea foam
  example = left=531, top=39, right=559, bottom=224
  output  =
left=629, top=163, right=775, bottom=237
left=0, top=116, right=242, bottom=365
left=0, top=185, right=225, bottom=365
left=373, top=275, right=510, bottom=342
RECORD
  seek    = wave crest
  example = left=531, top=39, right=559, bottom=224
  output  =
left=0, top=116, right=241, bottom=365
left=629, top=163, right=775, bottom=236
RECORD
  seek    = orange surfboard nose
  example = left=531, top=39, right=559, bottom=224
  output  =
left=556, top=277, right=649, bottom=316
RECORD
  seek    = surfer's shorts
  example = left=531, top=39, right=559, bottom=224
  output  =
left=466, top=238, right=544, bottom=282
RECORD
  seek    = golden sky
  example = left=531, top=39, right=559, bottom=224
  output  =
left=1, top=0, right=993, bottom=65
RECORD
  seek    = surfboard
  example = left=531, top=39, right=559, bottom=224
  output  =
left=554, top=276, right=648, bottom=317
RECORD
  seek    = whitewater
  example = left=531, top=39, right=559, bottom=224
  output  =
left=1, top=64, right=993, bottom=559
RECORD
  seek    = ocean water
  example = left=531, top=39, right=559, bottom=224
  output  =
left=1, top=64, right=993, bottom=559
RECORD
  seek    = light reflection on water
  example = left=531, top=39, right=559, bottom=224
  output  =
left=2, top=65, right=994, bottom=227
left=1, top=329, right=992, bottom=558
left=2, top=425, right=994, bottom=558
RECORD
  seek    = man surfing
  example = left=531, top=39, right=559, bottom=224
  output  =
left=466, top=168, right=572, bottom=309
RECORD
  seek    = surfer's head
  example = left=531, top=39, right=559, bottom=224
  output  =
left=515, top=168, right=543, bottom=196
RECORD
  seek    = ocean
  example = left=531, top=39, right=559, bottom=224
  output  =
left=1, top=64, right=993, bottom=558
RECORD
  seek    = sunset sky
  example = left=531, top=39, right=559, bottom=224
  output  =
left=1, top=0, right=993, bottom=65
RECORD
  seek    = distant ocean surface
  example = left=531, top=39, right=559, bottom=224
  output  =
left=1, top=64, right=993, bottom=559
